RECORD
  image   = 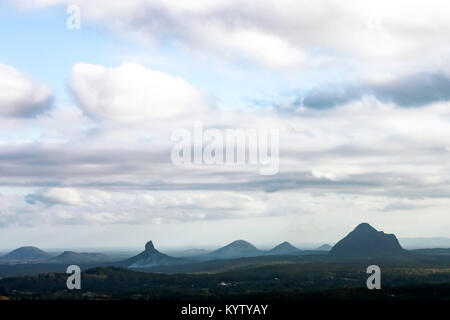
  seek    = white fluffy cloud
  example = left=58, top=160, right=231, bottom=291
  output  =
left=0, top=62, right=53, bottom=117
left=69, top=62, right=211, bottom=121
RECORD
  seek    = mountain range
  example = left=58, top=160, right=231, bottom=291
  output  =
left=0, top=247, right=113, bottom=265
left=0, top=223, right=425, bottom=268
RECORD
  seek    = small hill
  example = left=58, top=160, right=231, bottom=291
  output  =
left=50, top=251, right=112, bottom=264
left=330, top=223, right=405, bottom=257
left=1, top=246, right=52, bottom=262
left=268, top=241, right=302, bottom=255
left=316, top=244, right=332, bottom=251
left=206, top=240, right=262, bottom=260
left=121, top=241, right=185, bottom=268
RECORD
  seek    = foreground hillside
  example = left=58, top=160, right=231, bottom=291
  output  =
left=1, top=256, right=449, bottom=300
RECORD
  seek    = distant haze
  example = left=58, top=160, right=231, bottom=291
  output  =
left=399, top=238, right=450, bottom=249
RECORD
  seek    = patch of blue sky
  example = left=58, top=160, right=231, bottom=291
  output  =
left=0, top=4, right=116, bottom=106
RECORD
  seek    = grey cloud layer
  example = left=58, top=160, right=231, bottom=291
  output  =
left=302, top=72, right=450, bottom=109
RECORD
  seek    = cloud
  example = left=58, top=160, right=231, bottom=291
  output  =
left=26, top=187, right=113, bottom=206
left=0, top=62, right=53, bottom=117
left=302, top=72, right=450, bottom=109
left=20, top=188, right=268, bottom=226
left=378, top=201, right=430, bottom=212
left=69, top=62, right=212, bottom=121
left=26, top=187, right=83, bottom=206
left=0, top=97, right=449, bottom=203
left=3, top=1, right=450, bottom=244
left=16, top=0, right=450, bottom=70
left=1, top=91, right=450, bottom=235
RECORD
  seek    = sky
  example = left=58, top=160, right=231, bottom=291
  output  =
left=1, top=0, right=450, bottom=250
